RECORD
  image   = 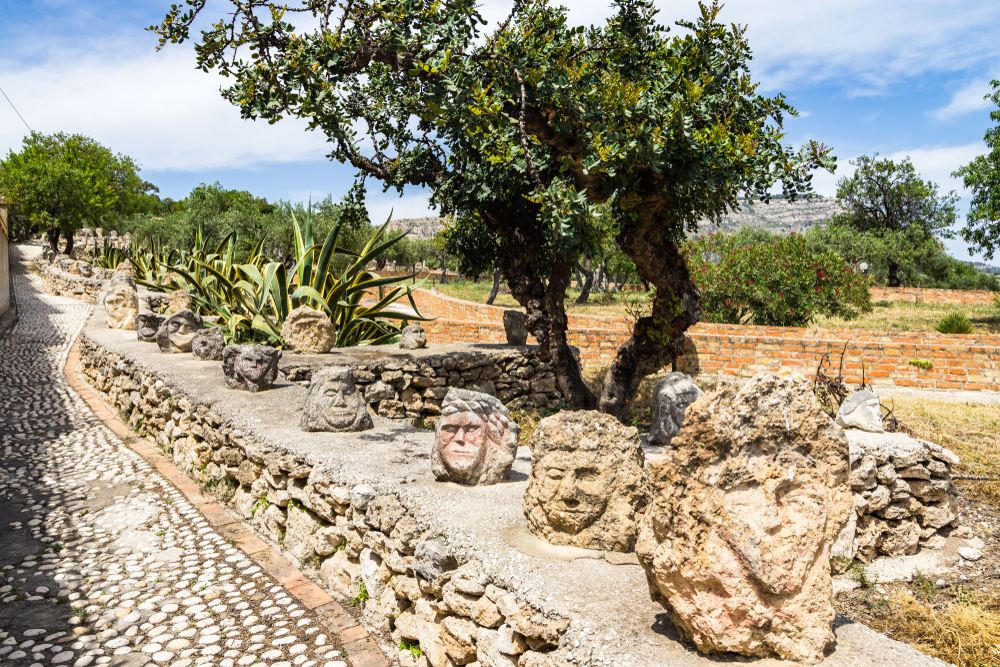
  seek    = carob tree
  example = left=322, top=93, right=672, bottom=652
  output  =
left=152, top=0, right=833, bottom=419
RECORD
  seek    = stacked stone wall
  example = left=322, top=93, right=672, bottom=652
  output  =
left=78, top=338, right=570, bottom=667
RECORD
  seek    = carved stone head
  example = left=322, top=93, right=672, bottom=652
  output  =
left=136, top=313, right=166, bottom=343
left=168, top=289, right=194, bottom=314
left=301, top=366, right=373, bottom=432
left=835, top=388, right=884, bottom=433
left=648, top=372, right=703, bottom=446
left=192, top=327, right=226, bottom=361
left=105, top=284, right=139, bottom=330
left=156, top=309, right=204, bottom=353
left=432, top=389, right=520, bottom=486
left=281, top=306, right=337, bottom=354
left=223, top=345, right=281, bottom=392
left=523, top=411, right=649, bottom=552
left=399, top=324, right=427, bottom=350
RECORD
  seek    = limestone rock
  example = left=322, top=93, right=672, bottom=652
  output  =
left=523, top=411, right=649, bottom=552
left=835, top=388, right=884, bottom=433
left=191, top=327, right=225, bottom=361
left=441, top=616, right=478, bottom=664
left=400, top=323, right=427, bottom=350
left=156, top=310, right=204, bottom=353
left=433, top=389, right=520, bottom=486
left=285, top=505, right=323, bottom=562
left=77, top=261, right=93, bottom=277
left=635, top=373, right=853, bottom=663
left=648, top=372, right=702, bottom=446
left=880, top=518, right=920, bottom=557
left=105, top=284, right=139, bottom=330
left=223, top=345, right=281, bottom=392
left=300, top=366, right=373, bottom=432
left=477, top=628, right=518, bottom=667
left=281, top=306, right=337, bottom=354
left=319, top=550, right=360, bottom=598
left=413, top=540, right=457, bottom=583
left=503, top=310, right=527, bottom=346
left=168, top=289, right=194, bottom=314
left=136, top=313, right=165, bottom=343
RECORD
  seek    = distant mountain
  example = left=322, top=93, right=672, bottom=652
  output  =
left=696, top=196, right=842, bottom=236
left=387, top=217, right=448, bottom=240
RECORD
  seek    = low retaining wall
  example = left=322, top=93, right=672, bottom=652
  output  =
left=871, top=286, right=997, bottom=306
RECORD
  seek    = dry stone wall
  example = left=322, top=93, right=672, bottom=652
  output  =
left=78, top=337, right=571, bottom=667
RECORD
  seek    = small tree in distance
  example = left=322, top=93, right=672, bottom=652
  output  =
left=831, top=154, right=957, bottom=286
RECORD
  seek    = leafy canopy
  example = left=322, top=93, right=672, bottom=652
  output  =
left=954, top=80, right=1000, bottom=260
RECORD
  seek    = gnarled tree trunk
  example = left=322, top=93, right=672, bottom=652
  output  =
left=575, top=259, right=594, bottom=304
left=486, top=268, right=502, bottom=305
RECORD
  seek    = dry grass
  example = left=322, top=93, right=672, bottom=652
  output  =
left=872, top=590, right=1000, bottom=667
left=814, top=301, right=1000, bottom=334
left=434, top=282, right=652, bottom=318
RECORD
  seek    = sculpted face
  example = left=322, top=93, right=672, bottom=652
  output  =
left=136, top=313, right=165, bottom=343
left=438, top=412, right=488, bottom=478
left=431, top=388, right=520, bottom=486
left=105, top=285, right=138, bottom=330
left=156, top=310, right=204, bottom=353
left=300, top=367, right=373, bottom=431
left=536, top=449, right=615, bottom=533
left=240, top=349, right=275, bottom=383
left=223, top=345, right=281, bottom=392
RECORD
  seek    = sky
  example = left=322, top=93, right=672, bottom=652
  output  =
left=1, top=0, right=999, bottom=262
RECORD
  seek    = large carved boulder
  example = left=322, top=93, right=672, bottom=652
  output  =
left=523, top=411, right=649, bottom=552
left=399, top=323, right=427, bottom=350
left=223, top=345, right=281, bottom=392
left=281, top=306, right=337, bottom=354
left=136, top=313, right=165, bottom=343
left=168, top=289, right=194, bottom=314
left=503, top=310, right=528, bottom=346
left=635, top=373, right=852, bottom=663
left=192, top=327, right=226, bottom=361
left=648, top=372, right=702, bottom=446
left=105, top=284, right=139, bottom=330
left=301, top=367, right=373, bottom=432
left=156, top=310, right=204, bottom=353
left=432, top=389, right=520, bottom=486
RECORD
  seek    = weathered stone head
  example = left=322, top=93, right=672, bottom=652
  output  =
left=223, top=345, right=281, bottom=392
left=115, top=260, right=135, bottom=277
left=168, top=289, right=194, bottom=314
left=301, top=366, right=373, bottom=432
left=77, top=261, right=93, bottom=278
left=281, top=306, right=337, bottom=354
left=192, top=327, right=225, bottom=361
left=503, top=310, right=528, bottom=346
left=156, top=309, right=204, bottom=353
left=835, top=388, right=884, bottom=433
left=432, top=389, right=520, bottom=486
left=105, top=284, right=139, bottom=330
left=648, top=372, right=703, bottom=446
left=634, top=373, right=853, bottom=663
left=136, top=313, right=166, bottom=343
left=523, top=411, right=648, bottom=552
left=399, top=323, right=427, bottom=350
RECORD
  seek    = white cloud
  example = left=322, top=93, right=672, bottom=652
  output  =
left=932, top=79, right=996, bottom=120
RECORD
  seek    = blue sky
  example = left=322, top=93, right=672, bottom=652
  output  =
left=2, top=0, right=999, bottom=261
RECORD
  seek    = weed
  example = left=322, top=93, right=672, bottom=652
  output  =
left=848, top=560, right=877, bottom=589
left=936, top=312, right=974, bottom=334
left=911, top=571, right=937, bottom=603
left=348, top=580, right=369, bottom=607
left=155, top=531, right=165, bottom=537
left=73, top=607, right=87, bottom=618
left=908, top=359, right=933, bottom=370
left=399, top=637, right=423, bottom=657
left=79, top=509, right=89, bottom=516
left=251, top=494, right=268, bottom=516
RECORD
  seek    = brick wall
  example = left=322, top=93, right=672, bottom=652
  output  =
left=870, top=286, right=997, bottom=306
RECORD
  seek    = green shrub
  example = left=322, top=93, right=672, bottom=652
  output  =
left=683, top=232, right=872, bottom=327
left=935, top=312, right=974, bottom=334
left=909, top=359, right=933, bottom=370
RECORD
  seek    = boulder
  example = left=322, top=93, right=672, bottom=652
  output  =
left=319, top=550, right=360, bottom=598
left=503, top=310, right=527, bottom=346
left=648, top=372, right=703, bottom=446
left=835, top=389, right=884, bottom=433
left=400, top=323, right=427, bottom=349
left=281, top=306, right=337, bottom=354
left=223, top=345, right=281, bottom=392
left=135, top=313, right=165, bottom=343
left=523, top=411, right=649, bottom=552
left=105, top=284, right=139, bottom=330
left=636, top=373, right=852, bottom=663
left=433, top=389, right=520, bottom=485
left=168, top=289, right=194, bottom=314
left=191, top=327, right=225, bottom=361
left=155, top=310, right=204, bottom=353
left=300, top=366, right=373, bottom=432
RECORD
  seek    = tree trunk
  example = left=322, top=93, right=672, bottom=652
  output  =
left=47, top=229, right=60, bottom=256
left=486, top=268, right=502, bottom=305
left=543, top=255, right=598, bottom=410
left=887, top=262, right=901, bottom=287
left=439, top=256, right=448, bottom=284
left=63, top=231, right=74, bottom=256
left=575, top=259, right=594, bottom=304
left=598, top=221, right=702, bottom=422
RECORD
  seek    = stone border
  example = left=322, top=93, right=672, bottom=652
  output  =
left=64, top=338, right=390, bottom=667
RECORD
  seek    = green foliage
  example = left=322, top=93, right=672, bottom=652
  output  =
left=909, top=359, right=934, bottom=370
left=0, top=131, right=157, bottom=245
left=251, top=495, right=268, bottom=516
left=92, top=238, right=132, bottom=270
left=683, top=232, right=872, bottom=327
left=399, top=638, right=423, bottom=658
left=935, top=312, right=974, bottom=335
left=954, top=80, right=1000, bottom=260
left=348, top=580, right=370, bottom=607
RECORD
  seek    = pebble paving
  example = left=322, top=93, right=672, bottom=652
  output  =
left=0, top=246, right=348, bottom=667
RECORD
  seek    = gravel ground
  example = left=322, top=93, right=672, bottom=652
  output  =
left=0, top=246, right=347, bottom=667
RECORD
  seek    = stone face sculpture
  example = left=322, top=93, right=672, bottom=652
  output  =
left=115, top=260, right=135, bottom=276
left=77, top=262, right=93, bottom=278
left=523, top=411, right=649, bottom=552
left=192, top=327, right=226, bottom=361
left=503, top=310, right=528, bottom=346
left=648, top=372, right=703, bottom=446
left=399, top=323, right=427, bottom=350
left=105, top=284, right=139, bottom=330
left=155, top=310, right=204, bottom=353
left=136, top=313, right=166, bottom=343
left=635, top=373, right=853, bottom=663
left=432, top=389, right=520, bottom=486
left=835, top=388, right=884, bottom=433
left=168, top=289, right=194, bottom=314
left=300, top=366, right=373, bottom=432
left=280, top=306, right=337, bottom=354
left=223, top=345, right=281, bottom=392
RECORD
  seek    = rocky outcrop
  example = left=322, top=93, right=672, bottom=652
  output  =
left=636, top=373, right=852, bottom=663
left=524, top=411, right=649, bottom=552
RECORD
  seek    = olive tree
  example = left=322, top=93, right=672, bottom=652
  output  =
left=152, top=0, right=832, bottom=418
left=954, top=80, right=1000, bottom=259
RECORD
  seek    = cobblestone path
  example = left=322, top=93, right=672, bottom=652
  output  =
left=0, top=246, right=348, bottom=667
